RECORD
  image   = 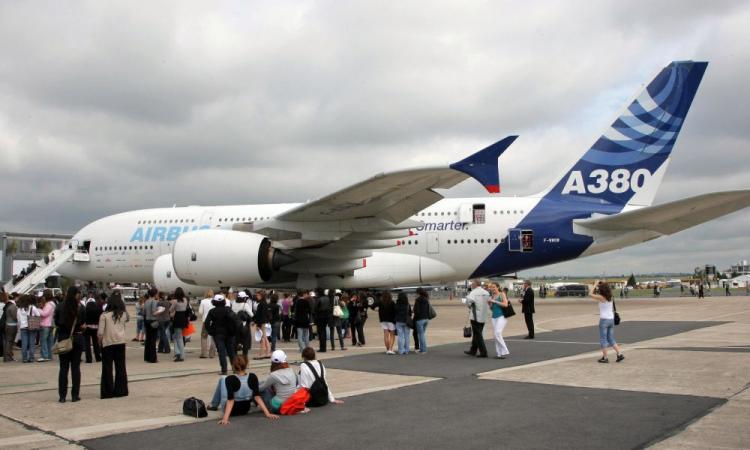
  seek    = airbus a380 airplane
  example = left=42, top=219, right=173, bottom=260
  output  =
left=12, top=61, right=749, bottom=296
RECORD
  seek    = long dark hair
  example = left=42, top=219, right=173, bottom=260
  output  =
left=174, top=287, right=185, bottom=302
left=598, top=282, right=613, bottom=302
left=396, top=292, right=408, bottom=306
left=108, top=292, right=127, bottom=323
left=62, top=286, right=80, bottom=328
left=381, top=291, right=393, bottom=305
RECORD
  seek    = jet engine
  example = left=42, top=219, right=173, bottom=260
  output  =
left=172, top=230, right=279, bottom=287
left=152, top=254, right=215, bottom=297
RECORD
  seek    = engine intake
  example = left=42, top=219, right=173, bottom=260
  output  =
left=173, top=230, right=277, bottom=286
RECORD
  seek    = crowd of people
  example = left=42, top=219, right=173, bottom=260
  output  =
left=0, top=286, right=130, bottom=402
left=0, top=278, right=627, bottom=423
left=187, top=286, right=437, bottom=376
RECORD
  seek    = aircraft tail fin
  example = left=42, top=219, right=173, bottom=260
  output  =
left=544, top=61, right=708, bottom=206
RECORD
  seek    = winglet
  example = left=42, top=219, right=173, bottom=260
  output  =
left=449, top=135, right=518, bottom=193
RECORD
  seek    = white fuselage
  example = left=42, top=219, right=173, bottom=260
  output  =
left=59, top=196, right=541, bottom=288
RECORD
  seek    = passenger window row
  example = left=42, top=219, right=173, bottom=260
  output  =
left=417, top=210, right=523, bottom=217
left=218, top=217, right=271, bottom=222
left=94, top=245, right=155, bottom=251
left=447, top=238, right=501, bottom=244
left=137, top=219, right=195, bottom=224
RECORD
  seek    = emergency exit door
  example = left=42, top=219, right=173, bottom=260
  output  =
left=427, top=232, right=439, bottom=254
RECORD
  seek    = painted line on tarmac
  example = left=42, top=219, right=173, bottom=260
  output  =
left=476, top=349, right=626, bottom=378
left=335, top=377, right=440, bottom=398
left=504, top=339, right=599, bottom=345
left=0, top=432, right=60, bottom=448
left=702, top=308, right=750, bottom=321
left=56, top=415, right=212, bottom=442
left=0, top=381, right=48, bottom=389
left=128, top=368, right=202, bottom=378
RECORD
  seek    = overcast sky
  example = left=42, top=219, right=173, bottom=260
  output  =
left=1, top=0, right=748, bottom=276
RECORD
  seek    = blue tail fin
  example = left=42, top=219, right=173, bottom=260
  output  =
left=545, top=61, right=708, bottom=206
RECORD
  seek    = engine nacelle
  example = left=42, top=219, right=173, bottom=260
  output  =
left=172, top=230, right=275, bottom=287
left=152, top=254, right=215, bottom=298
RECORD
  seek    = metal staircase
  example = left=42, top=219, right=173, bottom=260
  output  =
left=3, top=248, right=76, bottom=295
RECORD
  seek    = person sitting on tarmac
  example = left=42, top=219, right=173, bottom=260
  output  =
left=207, top=355, right=279, bottom=425
left=298, top=347, right=344, bottom=407
left=259, top=350, right=298, bottom=414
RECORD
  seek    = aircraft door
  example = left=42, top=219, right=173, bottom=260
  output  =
left=199, top=209, right=215, bottom=228
left=458, top=204, right=473, bottom=223
left=508, top=229, right=521, bottom=251
left=426, top=232, right=439, bottom=254
left=508, top=228, right=533, bottom=253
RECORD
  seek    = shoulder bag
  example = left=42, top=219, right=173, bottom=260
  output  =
left=613, top=299, right=621, bottom=326
left=428, top=302, right=437, bottom=320
left=500, top=299, right=516, bottom=319
left=52, top=316, right=77, bottom=355
left=27, top=308, right=42, bottom=331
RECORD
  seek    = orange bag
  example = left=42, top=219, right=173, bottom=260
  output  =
left=279, top=388, right=310, bottom=415
left=183, top=321, right=196, bottom=337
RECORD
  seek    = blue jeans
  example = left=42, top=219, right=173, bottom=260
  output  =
left=297, top=327, right=310, bottom=353
left=210, top=376, right=228, bottom=409
left=261, top=388, right=281, bottom=413
left=396, top=322, right=410, bottom=354
left=416, top=319, right=429, bottom=353
left=172, top=328, right=184, bottom=358
left=136, top=317, right=144, bottom=336
left=158, top=322, right=171, bottom=353
left=21, top=328, right=38, bottom=362
left=598, top=319, right=616, bottom=348
left=40, top=327, right=54, bottom=360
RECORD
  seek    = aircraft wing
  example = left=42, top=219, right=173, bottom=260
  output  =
left=277, top=136, right=517, bottom=224
left=575, top=190, right=750, bottom=235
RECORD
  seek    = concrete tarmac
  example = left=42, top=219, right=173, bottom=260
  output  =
left=0, top=295, right=748, bottom=449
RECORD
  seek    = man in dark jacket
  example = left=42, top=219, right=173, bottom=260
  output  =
left=314, top=289, right=331, bottom=353
left=205, top=295, right=237, bottom=375
left=83, top=294, right=103, bottom=363
left=520, top=281, right=535, bottom=339
left=3, top=293, right=18, bottom=361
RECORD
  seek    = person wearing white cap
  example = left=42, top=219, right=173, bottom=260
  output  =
left=258, top=350, right=298, bottom=413
left=231, top=291, right=254, bottom=360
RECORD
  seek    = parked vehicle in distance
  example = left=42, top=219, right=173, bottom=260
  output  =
left=111, top=286, right=140, bottom=302
left=30, top=285, right=63, bottom=298
left=554, top=284, right=589, bottom=297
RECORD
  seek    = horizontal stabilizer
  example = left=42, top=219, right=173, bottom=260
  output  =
left=449, top=135, right=517, bottom=193
left=575, top=190, right=750, bottom=235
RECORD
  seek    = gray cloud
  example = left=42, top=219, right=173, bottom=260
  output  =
left=0, top=0, right=748, bottom=276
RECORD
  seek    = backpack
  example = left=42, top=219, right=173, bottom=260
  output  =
left=182, top=397, right=207, bottom=418
left=237, top=309, right=252, bottom=323
left=304, top=361, right=329, bottom=407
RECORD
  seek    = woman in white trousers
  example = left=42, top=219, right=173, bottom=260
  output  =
left=487, top=283, right=510, bottom=359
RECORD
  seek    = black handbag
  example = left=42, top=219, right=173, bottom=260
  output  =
left=464, top=303, right=475, bottom=337
left=501, top=301, right=516, bottom=319
left=182, top=397, right=208, bottom=418
left=613, top=299, right=621, bottom=326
